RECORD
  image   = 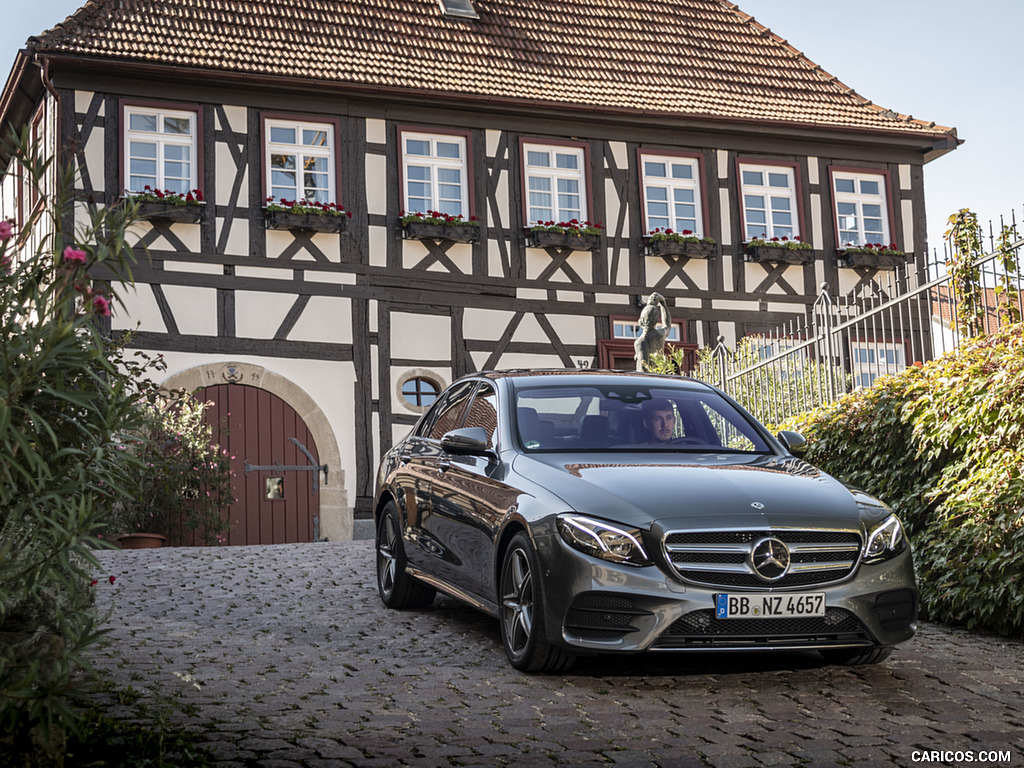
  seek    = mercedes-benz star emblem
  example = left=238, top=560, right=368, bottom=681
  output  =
left=750, top=537, right=791, bottom=581
left=750, top=501, right=765, bottom=510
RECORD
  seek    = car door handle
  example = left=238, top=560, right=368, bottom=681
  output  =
left=437, top=458, right=451, bottom=473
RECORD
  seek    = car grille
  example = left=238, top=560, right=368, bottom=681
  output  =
left=652, top=608, right=872, bottom=649
left=564, top=593, right=652, bottom=641
left=663, top=529, right=862, bottom=589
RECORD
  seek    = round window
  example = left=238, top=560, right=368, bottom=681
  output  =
left=401, top=376, right=440, bottom=408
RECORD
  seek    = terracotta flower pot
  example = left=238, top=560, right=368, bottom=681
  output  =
left=116, top=532, right=167, bottom=549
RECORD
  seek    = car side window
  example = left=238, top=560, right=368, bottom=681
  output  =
left=421, top=381, right=476, bottom=441
left=462, top=383, right=498, bottom=449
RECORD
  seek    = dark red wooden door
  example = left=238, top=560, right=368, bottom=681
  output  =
left=200, top=384, right=320, bottom=546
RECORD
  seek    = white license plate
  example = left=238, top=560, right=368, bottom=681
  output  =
left=715, top=592, right=826, bottom=619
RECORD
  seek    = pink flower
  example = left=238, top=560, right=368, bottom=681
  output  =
left=63, top=246, right=88, bottom=265
left=0, top=220, right=12, bottom=241
left=108, top=575, right=116, bottom=585
left=92, top=295, right=111, bottom=317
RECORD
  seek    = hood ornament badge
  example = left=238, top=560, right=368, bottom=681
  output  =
left=750, top=502, right=765, bottom=510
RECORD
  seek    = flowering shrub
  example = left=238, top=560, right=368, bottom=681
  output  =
left=401, top=210, right=478, bottom=227
left=648, top=228, right=715, bottom=245
left=840, top=241, right=905, bottom=257
left=530, top=219, right=603, bottom=236
left=113, top=391, right=235, bottom=546
left=1, top=127, right=147, bottom=759
left=129, top=186, right=205, bottom=206
left=267, top=196, right=350, bottom=217
left=745, top=235, right=812, bottom=250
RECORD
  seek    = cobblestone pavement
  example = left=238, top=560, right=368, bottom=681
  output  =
left=87, top=542, right=1024, bottom=768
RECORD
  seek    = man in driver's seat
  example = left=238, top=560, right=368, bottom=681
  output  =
left=641, top=398, right=677, bottom=444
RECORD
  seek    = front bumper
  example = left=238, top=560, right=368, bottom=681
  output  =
left=533, top=532, right=918, bottom=654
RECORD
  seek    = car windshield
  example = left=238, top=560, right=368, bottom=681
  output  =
left=515, top=383, right=772, bottom=453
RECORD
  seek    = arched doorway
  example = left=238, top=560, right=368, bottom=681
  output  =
left=200, top=383, right=322, bottom=545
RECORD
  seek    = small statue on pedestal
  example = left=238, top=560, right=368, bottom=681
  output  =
left=634, top=292, right=672, bottom=372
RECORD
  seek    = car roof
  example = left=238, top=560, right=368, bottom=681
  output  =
left=470, top=369, right=716, bottom=391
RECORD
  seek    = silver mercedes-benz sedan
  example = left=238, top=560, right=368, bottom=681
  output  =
left=374, top=370, right=917, bottom=672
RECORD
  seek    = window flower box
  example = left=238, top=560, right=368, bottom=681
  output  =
left=265, top=209, right=348, bottom=233
left=744, top=237, right=814, bottom=265
left=647, top=237, right=717, bottom=259
left=136, top=201, right=205, bottom=223
left=401, top=211, right=480, bottom=243
left=265, top=198, right=350, bottom=233
left=529, top=230, right=601, bottom=250
left=837, top=245, right=909, bottom=270
left=403, top=221, right=480, bottom=243
left=128, top=188, right=206, bottom=223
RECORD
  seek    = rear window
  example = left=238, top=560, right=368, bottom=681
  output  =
left=514, top=383, right=771, bottom=453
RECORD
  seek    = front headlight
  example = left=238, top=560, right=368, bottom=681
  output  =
left=557, top=514, right=652, bottom=567
left=862, top=514, right=907, bottom=563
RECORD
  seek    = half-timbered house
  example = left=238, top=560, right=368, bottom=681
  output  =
left=0, top=0, right=959, bottom=543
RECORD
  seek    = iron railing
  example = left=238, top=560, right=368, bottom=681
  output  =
left=698, top=222, right=1023, bottom=428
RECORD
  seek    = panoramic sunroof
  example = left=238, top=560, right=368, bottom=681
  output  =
left=437, top=0, right=479, bottom=19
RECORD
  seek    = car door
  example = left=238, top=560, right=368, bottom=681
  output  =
left=401, top=380, right=477, bottom=578
left=427, top=382, right=518, bottom=600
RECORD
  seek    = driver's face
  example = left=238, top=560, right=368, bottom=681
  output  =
left=645, top=409, right=675, bottom=443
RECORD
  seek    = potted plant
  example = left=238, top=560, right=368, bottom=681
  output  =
left=111, top=391, right=235, bottom=547
left=744, top=235, right=814, bottom=264
left=127, top=186, right=206, bottom=223
left=647, top=228, right=717, bottom=258
left=837, top=242, right=908, bottom=269
left=528, top=219, right=603, bottom=250
left=401, top=210, right=480, bottom=242
left=265, top=196, right=350, bottom=233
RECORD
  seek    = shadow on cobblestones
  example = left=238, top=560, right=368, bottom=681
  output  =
left=85, top=542, right=1024, bottom=768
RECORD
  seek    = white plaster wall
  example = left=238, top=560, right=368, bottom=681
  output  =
left=235, top=290, right=301, bottom=339
left=289, top=295, right=353, bottom=344
left=366, top=119, right=387, bottom=145
left=112, top=284, right=167, bottom=334
left=391, top=312, right=451, bottom=359
left=402, top=241, right=472, bottom=273
left=525, top=249, right=593, bottom=282
left=160, top=285, right=219, bottom=334
left=366, top=154, right=388, bottom=215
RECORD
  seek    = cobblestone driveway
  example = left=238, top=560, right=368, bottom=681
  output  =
left=87, top=542, right=1023, bottom=768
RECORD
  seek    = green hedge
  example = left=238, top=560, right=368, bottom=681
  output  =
left=783, top=325, right=1024, bottom=636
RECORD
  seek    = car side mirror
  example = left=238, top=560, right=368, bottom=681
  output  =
left=777, top=430, right=808, bottom=457
left=440, top=427, right=491, bottom=456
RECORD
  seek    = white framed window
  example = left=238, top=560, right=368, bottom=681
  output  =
left=612, top=319, right=681, bottom=342
left=640, top=154, right=703, bottom=235
left=523, top=143, right=587, bottom=224
left=850, top=340, right=905, bottom=388
left=833, top=171, right=890, bottom=247
left=266, top=119, right=335, bottom=204
left=401, top=131, right=468, bottom=216
left=739, top=163, right=799, bottom=241
left=124, top=106, right=198, bottom=195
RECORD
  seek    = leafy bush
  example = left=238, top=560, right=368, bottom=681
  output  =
left=0, top=128, right=144, bottom=763
left=783, top=325, right=1024, bottom=635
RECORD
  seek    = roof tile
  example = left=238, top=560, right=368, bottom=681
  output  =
left=27, top=0, right=954, bottom=137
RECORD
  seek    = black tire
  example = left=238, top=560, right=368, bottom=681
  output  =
left=376, top=502, right=436, bottom=609
left=499, top=532, right=575, bottom=673
left=820, top=646, right=893, bottom=666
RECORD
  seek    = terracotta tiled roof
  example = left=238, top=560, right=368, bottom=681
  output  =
left=931, top=285, right=1024, bottom=333
left=27, top=0, right=955, bottom=138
